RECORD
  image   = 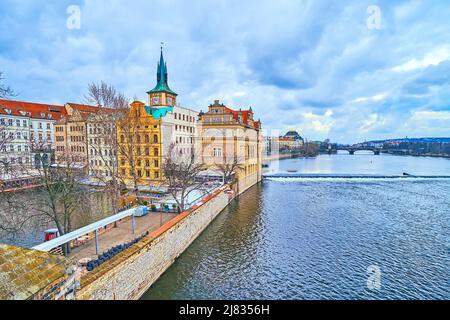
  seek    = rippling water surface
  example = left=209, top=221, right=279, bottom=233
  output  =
left=143, top=154, right=450, bottom=300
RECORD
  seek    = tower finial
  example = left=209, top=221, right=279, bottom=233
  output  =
left=161, top=42, right=164, bottom=52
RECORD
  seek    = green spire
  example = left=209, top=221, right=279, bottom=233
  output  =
left=147, top=45, right=177, bottom=96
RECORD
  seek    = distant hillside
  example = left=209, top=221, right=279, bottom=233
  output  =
left=367, top=137, right=450, bottom=144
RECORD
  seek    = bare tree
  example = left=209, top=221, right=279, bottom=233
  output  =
left=0, top=148, right=90, bottom=255
left=31, top=152, right=90, bottom=255
left=163, top=144, right=206, bottom=212
left=0, top=128, right=14, bottom=187
left=116, top=107, right=141, bottom=201
left=0, top=72, right=16, bottom=192
left=215, top=156, right=244, bottom=183
left=84, top=82, right=129, bottom=215
left=84, top=81, right=128, bottom=110
left=0, top=71, right=15, bottom=99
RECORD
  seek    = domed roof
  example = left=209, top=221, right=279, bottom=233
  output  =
left=284, top=130, right=303, bottom=140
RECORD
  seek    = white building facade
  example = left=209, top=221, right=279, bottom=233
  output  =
left=0, top=109, right=32, bottom=169
left=161, top=105, right=199, bottom=158
left=0, top=99, right=66, bottom=171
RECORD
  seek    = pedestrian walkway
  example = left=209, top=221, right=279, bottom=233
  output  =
left=67, top=212, right=177, bottom=263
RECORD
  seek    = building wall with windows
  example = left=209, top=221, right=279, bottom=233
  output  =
left=0, top=99, right=67, bottom=170
left=115, top=47, right=198, bottom=188
left=86, top=110, right=117, bottom=180
left=54, top=103, right=104, bottom=170
left=198, top=100, right=263, bottom=184
left=0, top=111, right=32, bottom=169
left=160, top=106, right=198, bottom=159
left=117, top=101, right=163, bottom=187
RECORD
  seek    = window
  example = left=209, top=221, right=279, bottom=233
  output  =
left=153, top=135, right=158, bottom=143
left=154, top=160, right=159, bottom=168
left=213, top=147, right=222, bottom=157
left=154, top=148, right=159, bottom=156
left=154, top=171, right=159, bottom=178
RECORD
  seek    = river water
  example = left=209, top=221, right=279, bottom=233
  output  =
left=0, top=188, right=114, bottom=248
left=142, top=153, right=450, bottom=300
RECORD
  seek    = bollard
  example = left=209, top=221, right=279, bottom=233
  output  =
left=95, top=229, right=99, bottom=256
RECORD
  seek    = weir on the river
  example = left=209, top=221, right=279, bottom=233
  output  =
left=263, top=173, right=450, bottom=179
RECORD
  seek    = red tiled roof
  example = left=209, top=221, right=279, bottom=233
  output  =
left=223, top=106, right=256, bottom=128
left=66, top=103, right=105, bottom=113
left=0, top=99, right=67, bottom=120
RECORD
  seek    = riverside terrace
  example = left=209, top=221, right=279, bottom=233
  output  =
left=31, top=184, right=222, bottom=272
left=66, top=212, right=177, bottom=265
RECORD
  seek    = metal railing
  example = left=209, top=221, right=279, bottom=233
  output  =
left=32, top=206, right=144, bottom=254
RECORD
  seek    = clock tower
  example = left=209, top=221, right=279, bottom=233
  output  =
left=147, top=46, right=177, bottom=108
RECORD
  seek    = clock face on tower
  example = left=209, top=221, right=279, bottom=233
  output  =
left=152, top=97, right=159, bottom=105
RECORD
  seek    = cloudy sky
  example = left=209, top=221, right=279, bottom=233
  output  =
left=1, top=0, right=450, bottom=143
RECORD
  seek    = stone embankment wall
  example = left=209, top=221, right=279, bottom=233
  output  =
left=76, top=185, right=233, bottom=300
left=77, top=173, right=260, bottom=300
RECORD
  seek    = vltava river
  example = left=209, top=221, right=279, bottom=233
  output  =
left=142, top=153, right=450, bottom=300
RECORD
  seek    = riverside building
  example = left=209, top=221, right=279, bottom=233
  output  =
left=54, top=103, right=106, bottom=171
left=117, top=48, right=198, bottom=188
left=197, top=100, right=263, bottom=192
left=0, top=99, right=67, bottom=170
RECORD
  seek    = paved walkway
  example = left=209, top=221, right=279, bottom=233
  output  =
left=68, top=212, right=177, bottom=263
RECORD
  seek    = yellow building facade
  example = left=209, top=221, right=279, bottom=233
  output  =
left=117, top=101, right=163, bottom=187
left=116, top=48, right=179, bottom=188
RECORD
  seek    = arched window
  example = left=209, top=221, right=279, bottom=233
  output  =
left=153, top=135, right=158, bottom=143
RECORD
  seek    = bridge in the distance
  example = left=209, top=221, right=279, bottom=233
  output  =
left=334, top=146, right=382, bottom=155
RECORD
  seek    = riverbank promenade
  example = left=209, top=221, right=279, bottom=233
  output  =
left=67, top=213, right=177, bottom=263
